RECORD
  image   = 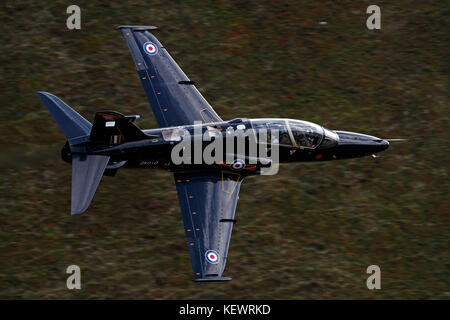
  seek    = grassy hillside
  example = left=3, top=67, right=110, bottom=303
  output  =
left=0, top=0, right=448, bottom=299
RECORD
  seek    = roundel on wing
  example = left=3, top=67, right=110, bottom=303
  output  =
left=143, top=41, right=158, bottom=55
left=205, top=250, right=220, bottom=264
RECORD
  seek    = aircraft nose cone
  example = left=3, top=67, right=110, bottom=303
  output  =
left=368, top=138, right=389, bottom=153
left=334, top=131, right=389, bottom=158
left=378, top=139, right=389, bottom=151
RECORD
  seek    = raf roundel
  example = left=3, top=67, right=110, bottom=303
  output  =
left=143, top=41, right=158, bottom=55
left=230, top=159, right=245, bottom=171
left=205, top=250, right=220, bottom=264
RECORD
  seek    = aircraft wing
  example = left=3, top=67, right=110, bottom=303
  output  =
left=119, top=26, right=222, bottom=127
left=174, top=171, right=243, bottom=281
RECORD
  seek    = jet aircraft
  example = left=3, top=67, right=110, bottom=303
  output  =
left=38, top=26, right=389, bottom=281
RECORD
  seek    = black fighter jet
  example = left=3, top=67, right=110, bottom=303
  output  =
left=38, top=26, right=389, bottom=281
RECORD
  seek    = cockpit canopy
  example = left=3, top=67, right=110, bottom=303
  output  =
left=250, top=119, right=327, bottom=149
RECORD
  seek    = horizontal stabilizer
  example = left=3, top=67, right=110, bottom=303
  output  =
left=71, top=154, right=110, bottom=215
left=37, top=92, right=91, bottom=142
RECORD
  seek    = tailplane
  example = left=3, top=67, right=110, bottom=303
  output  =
left=71, top=154, right=110, bottom=215
left=37, top=92, right=109, bottom=215
left=37, top=92, right=91, bottom=144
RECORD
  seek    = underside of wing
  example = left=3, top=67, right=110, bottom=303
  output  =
left=119, top=26, right=222, bottom=127
left=174, top=170, right=243, bottom=281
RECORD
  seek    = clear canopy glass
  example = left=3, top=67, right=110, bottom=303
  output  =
left=250, top=119, right=325, bottom=149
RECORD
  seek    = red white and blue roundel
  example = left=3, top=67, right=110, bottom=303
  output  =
left=205, top=250, right=220, bottom=264
left=143, top=41, right=158, bottom=55
left=230, top=159, right=245, bottom=171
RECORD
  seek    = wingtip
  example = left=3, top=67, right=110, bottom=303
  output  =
left=36, top=91, right=55, bottom=99
left=193, top=277, right=232, bottom=282
left=117, top=25, right=158, bottom=31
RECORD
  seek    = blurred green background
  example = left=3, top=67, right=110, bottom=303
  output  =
left=0, top=0, right=448, bottom=299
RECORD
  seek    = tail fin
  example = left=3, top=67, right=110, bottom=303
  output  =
left=37, top=91, right=108, bottom=215
left=71, top=154, right=109, bottom=215
left=37, top=92, right=91, bottom=143
left=90, top=111, right=147, bottom=146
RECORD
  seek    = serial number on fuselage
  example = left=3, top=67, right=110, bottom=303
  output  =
left=138, top=160, right=170, bottom=167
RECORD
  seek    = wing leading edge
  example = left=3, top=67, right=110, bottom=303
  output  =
left=118, top=26, right=222, bottom=127
left=174, top=171, right=243, bottom=281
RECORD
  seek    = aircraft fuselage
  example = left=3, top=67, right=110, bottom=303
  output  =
left=62, top=117, right=389, bottom=175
